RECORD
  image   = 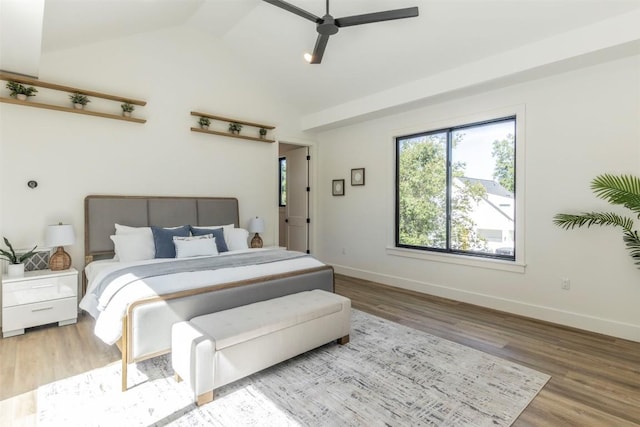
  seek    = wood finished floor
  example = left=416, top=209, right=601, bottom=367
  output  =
left=1, top=273, right=638, bottom=426
left=335, top=274, right=640, bottom=426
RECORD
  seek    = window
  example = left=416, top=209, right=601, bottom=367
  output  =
left=279, top=157, right=287, bottom=207
left=395, top=116, right=516, bottom=261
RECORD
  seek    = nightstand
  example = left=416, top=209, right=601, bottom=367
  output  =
left=2, top=268, right=78, bottom=338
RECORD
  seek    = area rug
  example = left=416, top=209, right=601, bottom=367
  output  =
left=37, top=310, right=549, bottom=426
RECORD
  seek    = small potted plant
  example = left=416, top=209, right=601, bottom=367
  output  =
left=69, top=92, right=90, bottom=109
left=0, top=237, right=37, bottom=277
left=121, top=102, right=135, bottom=117
left=259, top=128, right=268, bottom=139
left=228, top=122, right=243, bottom=135
left=6, top=81, right=38, bottom=101
left=198, top=117, right=211, bottom=130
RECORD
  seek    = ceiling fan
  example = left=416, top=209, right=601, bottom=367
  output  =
left=263, top=0, right=419, bottom=64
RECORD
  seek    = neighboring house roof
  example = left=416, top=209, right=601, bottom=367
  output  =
left=460, top=177, right=513, bottom=199
left=455, top=177, right=514, bottom=222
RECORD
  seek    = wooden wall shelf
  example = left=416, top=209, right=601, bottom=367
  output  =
left=0, top=72, right=147, bottom=123
left=190, top=111, right=275, bottom=143
left=0, top=97, right=146, bottom=123
left=190, top=127, right=275, bottom=143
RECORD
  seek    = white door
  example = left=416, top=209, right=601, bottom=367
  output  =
left=286, top=146, right=309, bottom=252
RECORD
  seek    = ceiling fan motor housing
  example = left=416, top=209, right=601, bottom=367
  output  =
left=318, top=14, right=339, bottom=35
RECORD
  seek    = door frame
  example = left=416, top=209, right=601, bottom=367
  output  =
left=277, top=140, right=315, bottom=253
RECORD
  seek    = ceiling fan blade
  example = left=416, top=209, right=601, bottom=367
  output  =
left=310, top=33, right=330, bottom=64
left=262, top=0, right=322, bottom=24
left=335, top=6, right=419, bottom=27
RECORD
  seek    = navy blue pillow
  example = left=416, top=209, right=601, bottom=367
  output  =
left=190, top=226, right=229, bottom=253
left=151, top=225, right=190, bottom=258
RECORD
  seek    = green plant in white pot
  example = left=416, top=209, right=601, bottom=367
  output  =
left=228, top=122, right=242, bottom=134
left=0, top=237, right=37, bottom=277
left=121, top=102, right=135, bottom=117
left=198, top=117, right=211, bottom=129
left=6, top=81, right=38, bottom=100
left=554, top=174, right=640, bottom=267
left=69, top=92, right=90, bottom=109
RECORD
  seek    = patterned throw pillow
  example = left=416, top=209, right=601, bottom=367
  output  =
left=23, top=250, right=50, bottom=271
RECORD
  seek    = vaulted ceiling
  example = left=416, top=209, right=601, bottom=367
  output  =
left=3, top=0, right=640, bottom=128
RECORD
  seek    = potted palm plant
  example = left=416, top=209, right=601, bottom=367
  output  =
left=554, top=174, right=640, bottom=268
left=6, top=81, right=38, bottom=101
left=69, top=92, right=90, bottom=109
left=0, top=237, right=38, bottom=277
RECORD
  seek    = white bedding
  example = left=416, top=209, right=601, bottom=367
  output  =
left=79, top=248, right=325, bottom=345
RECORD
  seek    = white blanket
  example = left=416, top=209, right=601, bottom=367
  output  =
left=79, top=248, right=325, bottom=345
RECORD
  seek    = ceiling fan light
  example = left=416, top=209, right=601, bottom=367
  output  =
left=303, top=52, right=313, bottom=63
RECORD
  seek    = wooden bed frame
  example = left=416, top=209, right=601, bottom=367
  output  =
left=83, top=195, right=334, bottom=391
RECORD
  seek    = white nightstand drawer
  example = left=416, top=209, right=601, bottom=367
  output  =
left=2, top=297, right=77, bottom=332
left=3, top=274, right=77, bottom=307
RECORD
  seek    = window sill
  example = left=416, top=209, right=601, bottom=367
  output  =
left=386, top=247, right=526, bottom=273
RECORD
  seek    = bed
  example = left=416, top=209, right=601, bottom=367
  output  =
left=81, top=195, right=334, bottom=391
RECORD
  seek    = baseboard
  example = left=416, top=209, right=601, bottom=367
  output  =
left=333, top=264, right=640, bottom=343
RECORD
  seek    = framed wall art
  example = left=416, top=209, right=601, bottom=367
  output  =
left=332, top=179, right=345, bottom=196
left=351, top=168, right=365, bottom=186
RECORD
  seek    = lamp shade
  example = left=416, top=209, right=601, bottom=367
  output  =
left=45, top=223, right=75, bottom=247
left=249, top=217, right=265, bottom=233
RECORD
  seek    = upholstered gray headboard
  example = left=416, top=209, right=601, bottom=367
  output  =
left=84, top=195, right=239, bottom=262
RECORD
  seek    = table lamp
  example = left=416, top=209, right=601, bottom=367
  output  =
left=45, top=223, right=75, bottom=270
left=249, top=217, right=265, bottom=248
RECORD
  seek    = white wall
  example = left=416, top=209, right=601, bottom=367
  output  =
left=0, top=27, right=307, bottom=293
left=2, top=23, right=638, bottom=342
left=315, top=54, right=640, bottom=341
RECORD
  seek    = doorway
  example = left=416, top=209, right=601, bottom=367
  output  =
left=278, top=143, right=310, bottom=253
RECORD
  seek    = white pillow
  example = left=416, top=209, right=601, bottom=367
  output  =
left=226, top=228, right=249, bottom=251
left=113, top=224, right=154, bottom=261
left=115, top=223, right=151, bottom=235
left=110, top=234, right=156, bottom=262
left=193, top=223, right=235, bottom=244
left=173, top=235, right=218, bottom=258
left=174, top=234, right=213, bottom=241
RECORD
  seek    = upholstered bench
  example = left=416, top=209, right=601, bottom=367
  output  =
left=171, top=289, right=351, bottom=405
